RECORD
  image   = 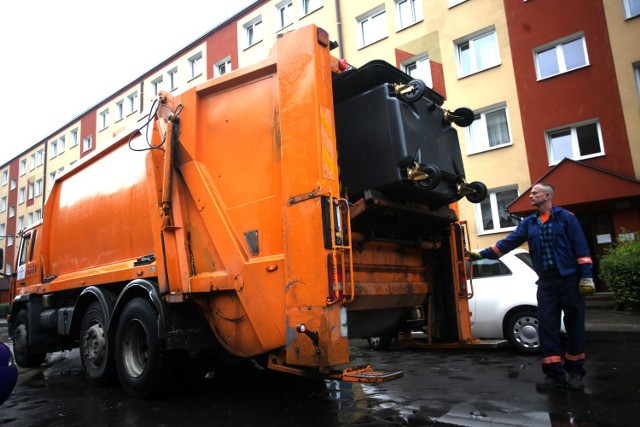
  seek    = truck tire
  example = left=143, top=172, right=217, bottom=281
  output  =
left=12, top=310, right=47, bottom=368
left=80, top=302, right=116, bottom=386
left=115, top=298, right=174, bottom=398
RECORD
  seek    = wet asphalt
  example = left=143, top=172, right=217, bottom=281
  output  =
left=1, top=321, right=639, bottom=426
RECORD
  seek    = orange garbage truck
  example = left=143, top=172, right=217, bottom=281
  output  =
left=1, top=25, right=486, bottom=398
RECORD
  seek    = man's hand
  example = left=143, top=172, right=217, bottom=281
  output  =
left=466, top=251, right=482, bottom=261
left=579, top=278, right=595, bottom=296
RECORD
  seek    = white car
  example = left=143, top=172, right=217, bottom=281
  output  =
left=467, top=248, right=541, bottom=353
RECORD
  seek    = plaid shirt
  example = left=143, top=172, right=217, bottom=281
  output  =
left=537, top=215, right=556, bottom=271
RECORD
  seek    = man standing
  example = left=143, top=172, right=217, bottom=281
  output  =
left=471, top=183, right=595, bottom=391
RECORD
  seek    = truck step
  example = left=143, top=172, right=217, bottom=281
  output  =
left=331, top=364, right=404, bottom=383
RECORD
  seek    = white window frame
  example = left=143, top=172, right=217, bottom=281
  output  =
left=277, top=1, right=294, bottom=29
left=214, top=56, right=232, bottom=77
left=1, top=196, right=6, bottom=212
left=448, top=0, right=467, bottom=7
left=168, top=68, right=178, bottom=91
left=29, top=154, right=35, bottom=171
left=188, top=53, right=203, bottom=80
left=455, top=28, right=500, bottom=78
left=1, top=170, right=7, bottom=186
left=623, top=0, right=640, bottom=19
left=83, top=135, right=93, bottom=152
left=545, top=120, right=604, bottom=165
left=35, top=179, right=43, bottom=197
left=151, top=77, right=163, bottom=96
left=99, top=109, right=109, bottom=130
left=10, top=178, right=16, bottom=190
left=59, top=135, right=65, bottom=154
left=300, top=0, right=323, bottom=17
left=20, top=159, right=26, bottom=176
left=395, top=0, right=423, bottom=31
left=127, top=92, right=138, bottom=115
left=50, top=139, right=58, bottom=159
left=9, top=205, right=15, bottom=218
left=17, top=216, right=24, bottom=232
left=402, top=54, right=432, bottom=88
left=116, top=100, right=124, bottom=121
left=244, top=16, right=263, bottom=48
left=357, top=6, right=388, bottom=49
left=18, top=187, right=25, bottom=204
left=475, top=186, right=520, bottom=235
left=534, top=34, right=589, bottom=80
left=465, top=104, right=512, bottom=154
left=36, top=149, right=44, bottom=166
left=70, top=129, right=79, bottom=147
left=28, top=181, right=34, bottom=200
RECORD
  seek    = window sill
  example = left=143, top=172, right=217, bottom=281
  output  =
left=396, top=18, right=423, bottom=34
left=187, top=73, right=203, bottom=84
left=243, top=39, right=263, bottom=51
left=467, top=142, right=513, bottom=157
left=536, top=64, right=590, bottom=81
left=457, top=62, right=502, bottom=80
left=477, top=227, right=516, bottom=236
left=548, top=152, right=604, bottom=167
left=300, top=5, right=323, bottom=20
left=357, top=35, right=389, bottom=51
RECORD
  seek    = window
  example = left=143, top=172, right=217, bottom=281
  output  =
left=36, top=149, right=44, bottom=166
left=49, top=171, right=57, bottom=188
left=301, top=0, right=322, bottom=16
left=546, top=121, right=603, bottom=165
left=623, top=0, right=640, bottom=19
left=214, top=57, right=232, bottom=77
left=244, top=17, right=263, bottom=47
left=395, top=0, right=423, bottom=30
left=116, top=100, right=124, bottom=121
left=152, top=77, right=163, bottom=96
left=18, top=187, right=25, bottom=204
left=535, top=35, right=589, bottom=80
left=59, top=136, right=65, bottom=154
left=188, top=53, right=203, bottom=80
left=35, top=179, right=43, bottom=197
left=20, top=159, right=27, bottom=175
left=403, top=55, right=432, bottom=88
left=357, top=6, right=388, bottom=48
left=17, top=216, right=24, bottom=232
left=50, top=139, right=58, bottom=158
left=83, top=135, right=93, bottom=152
left=465, top=105, right=511, bottom=154
left=1, top=196, right=6, bottom=212
left=99, top=109, right=109, bottom=130
left=9, top=205, right=15, bottom=218
left=29, top=154, right=35, bottom=170
left=168, top=69, right=178, bottom=91
left=277, top=1, right=294, bottom=29
left=0, top=224, right=4, bottom=239
left=127, top=92, right=138, bottom=115
left=456, top=29, right=500, bottom=77
left=70, top=129, right=79, bottom=147
left=469, top=258, right=512, bottom=279
left=28, top=181, right=34, bottom=200
left=10, top=178, right=16, bottom=190
left=476, top=187, right=519, bottom=234
left=1, top=170, right=7, bottom=186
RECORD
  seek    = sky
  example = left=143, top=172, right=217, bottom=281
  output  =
left=0, top=0, right=256, bottom=164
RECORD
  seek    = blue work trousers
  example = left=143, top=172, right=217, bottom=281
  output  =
left=536, top=271, right=586, bottom=380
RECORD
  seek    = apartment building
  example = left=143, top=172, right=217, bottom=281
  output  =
left=1, top=0, right=639, bottom=301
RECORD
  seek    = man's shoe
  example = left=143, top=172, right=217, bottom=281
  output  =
left=567, top=373, right=584, bottom=391
left=536, top=376, right=567, bottom=391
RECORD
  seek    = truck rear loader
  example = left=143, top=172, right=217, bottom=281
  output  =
left=1, top=26, right=486, bottom=398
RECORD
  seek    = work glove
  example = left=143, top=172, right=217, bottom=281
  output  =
left=466, top=251, right=482, bottom=261
left=579, top=278, right=595, bottom=296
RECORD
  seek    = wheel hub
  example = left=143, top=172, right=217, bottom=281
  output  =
left=83, top=324, right=106, bottom=366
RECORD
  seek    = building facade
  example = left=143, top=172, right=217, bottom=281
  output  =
left=1, top=0, right=639, bottom=301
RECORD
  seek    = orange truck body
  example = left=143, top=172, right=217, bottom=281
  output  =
left=4, top=26, right=482, bottom=398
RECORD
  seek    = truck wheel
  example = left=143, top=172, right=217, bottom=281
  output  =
left=115, top=298, right=173, bottom=398
left=505, top=309, right=540, bottom=354
left=465, top=181, right=488, bottom=204
left=12, top=310, right=47, bottom=368
left=80, top=302, right=116, bottom=385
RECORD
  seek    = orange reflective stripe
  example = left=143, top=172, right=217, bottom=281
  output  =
left=565, top=352, right=585, bottom=361
left=490, top=245, right=504, bottom=257
left=577, top=257, right=592, bottom=265
left=542, top=356, right=562, bottom=364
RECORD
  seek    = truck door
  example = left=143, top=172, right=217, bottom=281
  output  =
left=15, top=229, right=39, bottom=289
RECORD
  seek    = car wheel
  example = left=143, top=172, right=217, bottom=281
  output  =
left=505, top=309, right=540, bottom=354
left=367, top=335, right=393, bottom=351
